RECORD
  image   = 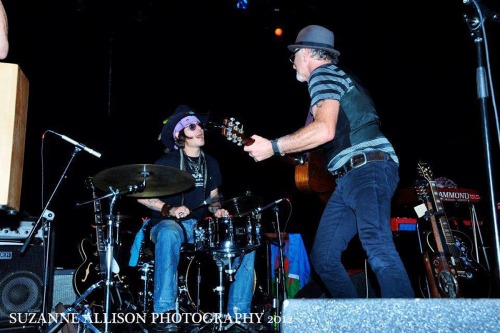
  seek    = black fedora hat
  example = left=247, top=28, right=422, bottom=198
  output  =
left=160, top=105, right=209, bottom=150
left=288, top=25, right=340, bottom=56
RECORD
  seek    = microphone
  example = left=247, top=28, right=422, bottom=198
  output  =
left=49, top=130, right=102, bottom=158
left=252, top=198, right=287, bottom=215
left=463, top=0, right=500, bottom=23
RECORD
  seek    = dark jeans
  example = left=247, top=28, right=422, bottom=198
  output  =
left=310, top=159, right=414, bottom=298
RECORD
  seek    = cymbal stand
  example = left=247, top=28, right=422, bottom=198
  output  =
left=76, top=182, right=145, bottom=333
left=102, top=189, right=120, bottom=333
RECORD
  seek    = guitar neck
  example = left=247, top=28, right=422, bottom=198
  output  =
left=428, top=181, right=455, bottom=246
left=89, top=179, right=107, bottom=275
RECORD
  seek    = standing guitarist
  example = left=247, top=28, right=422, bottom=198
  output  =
left=244, top=25, right=414, bottom=298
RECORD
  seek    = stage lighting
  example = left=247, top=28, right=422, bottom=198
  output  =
left=235, top=0, right=248, bottom=10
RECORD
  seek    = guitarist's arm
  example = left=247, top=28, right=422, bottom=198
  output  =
left=243, top=99, right=338, bottom=161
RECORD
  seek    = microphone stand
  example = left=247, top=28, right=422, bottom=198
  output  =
left=271, top=205, right=287, bottom=332
left=20, top=146, right=83, bottom=329
left=463, top=2, right=500, bottom=291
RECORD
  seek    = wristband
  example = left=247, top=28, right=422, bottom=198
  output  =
left=271, top=139, right=285, bottom=157
left=161, top=203, right=172, bottom=216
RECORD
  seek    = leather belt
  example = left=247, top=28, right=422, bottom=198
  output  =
left=334, top=151, right=391, bottom=178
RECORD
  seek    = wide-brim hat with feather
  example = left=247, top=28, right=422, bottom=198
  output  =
left=159, top=104, right=209, bottom=150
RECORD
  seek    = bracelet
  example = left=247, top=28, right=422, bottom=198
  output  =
left=161, top=203, right=171, bottom=217
left=271, top=139, right=285, bottom=157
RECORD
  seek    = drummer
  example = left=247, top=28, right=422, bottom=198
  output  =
left=137, top=105, right=256, bottom=333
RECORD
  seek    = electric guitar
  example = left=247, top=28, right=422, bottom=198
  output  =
left=416, top=162, right=491, bottom=298
left=217, top=117, right=335, bottom=202
left=73, top=177, right=121, bottom=307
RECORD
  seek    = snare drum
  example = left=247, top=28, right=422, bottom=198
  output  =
left=194, top=216, right=261, bottom=253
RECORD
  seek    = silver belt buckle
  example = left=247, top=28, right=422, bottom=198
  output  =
left=350, top=152, right=367, bottom=169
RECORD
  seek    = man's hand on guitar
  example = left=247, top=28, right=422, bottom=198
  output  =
left=243, top=135, right=274, bottom=162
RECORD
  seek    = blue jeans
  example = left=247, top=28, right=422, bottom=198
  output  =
left=310, top=159, right=414, bottom=298
left=150, top=218, right=256, bottom=315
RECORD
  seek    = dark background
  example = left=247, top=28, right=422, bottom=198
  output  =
left=1, top=0, right=499, bottom=289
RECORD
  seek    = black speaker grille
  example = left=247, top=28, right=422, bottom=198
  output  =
left=0, top=244, right=44, bottom=320
left=0, top=272, right=42, bottom=314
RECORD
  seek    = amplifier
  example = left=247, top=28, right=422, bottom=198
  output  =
left=390, top=217, right=417, bottom=232
left=0, top=221, right=43, bottom=241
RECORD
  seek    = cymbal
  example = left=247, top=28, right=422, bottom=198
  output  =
left=103, top=214, right=133, bottom=221
left=93, top=164, right=195, bottom=198
left=222, top=195, right=263, bottom=216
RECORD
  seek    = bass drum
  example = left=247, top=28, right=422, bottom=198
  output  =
left=182, top=251, right=256, bottom=314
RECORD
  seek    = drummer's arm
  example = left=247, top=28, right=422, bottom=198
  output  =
left=208, top=189, right=227, bottom=218
left=137, top=198, right=174, bottom=217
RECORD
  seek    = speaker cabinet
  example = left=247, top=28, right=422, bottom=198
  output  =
left=51, top=269, right=77, bottom=307
left=0, top=244, right=44, bottom=321
left=0, top=63, right=29, bottom=213
left=281, top=298, right=500, bottom=332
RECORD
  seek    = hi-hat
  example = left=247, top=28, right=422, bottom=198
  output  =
left=222, top=195, right=263, bottom=216
left=93, top=164, right=195, bottom=198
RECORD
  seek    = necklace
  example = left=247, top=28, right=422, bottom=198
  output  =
left=180, top=149, right=207, bottom=194
left=186, top=155, right=202, bottom=178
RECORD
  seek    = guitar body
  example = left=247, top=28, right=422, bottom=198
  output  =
left=425, top=230, right=491, bottom=298
left=294, top=150, right=336, bottom=203
left=73, top=237, right=103, bottom=305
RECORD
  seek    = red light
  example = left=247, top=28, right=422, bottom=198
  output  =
left=274, top=28, right=283, bottom=37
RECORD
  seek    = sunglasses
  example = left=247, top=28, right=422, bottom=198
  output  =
left=289, top=49, right=300, bottom=63
left=185, top=122, right=203, bottom=131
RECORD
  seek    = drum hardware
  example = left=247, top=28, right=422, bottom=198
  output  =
left=194, top=215, right=262, bottom=254
left=137, top=261, right=154, bottom=314
left=254, top=198, right=289, bottom=332
left=222, top=195, right=263, bottom=217
left=44, top=280, right=104, bottom=333
left=194, top=251, right=253, bottom=333
left=68, top=164, right=195, bottom=333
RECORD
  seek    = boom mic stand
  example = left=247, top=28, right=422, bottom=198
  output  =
left=463, top=0, right=500, bottom=290
left=21, top=146, right=83, bottom=330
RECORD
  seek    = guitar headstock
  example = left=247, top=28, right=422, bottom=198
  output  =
left=221, top=117, right=255, bottom=146
left=415, top=161, right=434, bottom=203
left=415, top=179, right=430, bottom=203
left=417, top=161, right=434, bottom=183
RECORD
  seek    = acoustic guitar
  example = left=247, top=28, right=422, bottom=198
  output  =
left=217, top=117, right=335, bottom=202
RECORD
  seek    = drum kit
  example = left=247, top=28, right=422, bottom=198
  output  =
left=46, top=164, right=277, bottom=333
